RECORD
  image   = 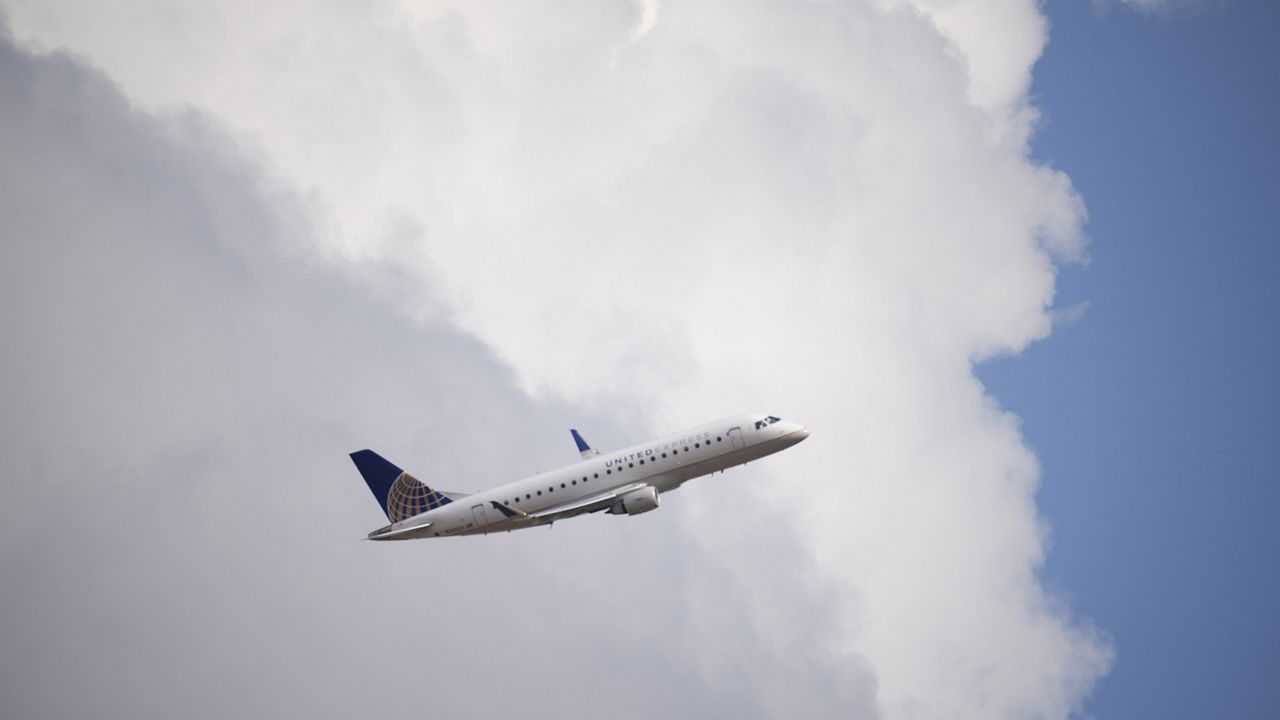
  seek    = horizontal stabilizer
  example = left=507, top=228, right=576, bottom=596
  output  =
left=367, top=520, right=434, bottom=541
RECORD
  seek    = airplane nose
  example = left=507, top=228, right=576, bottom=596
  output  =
left=791, top=426, right=810, bottom=443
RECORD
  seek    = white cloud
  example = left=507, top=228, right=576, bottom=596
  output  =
left=2, top=1, right=1113, bottom=718
left=0, top=32, right=739, bottom=718
left=1095, top=0, right=1213, bottom=15
left=620, top=0, right=661, bottom=49
left=1113, top=0, right=1172, bottom=12
left=1053, top=301, right=1091, bottom=330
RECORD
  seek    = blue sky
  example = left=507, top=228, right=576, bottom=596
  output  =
left=981, top=1, right=1280, bottom=716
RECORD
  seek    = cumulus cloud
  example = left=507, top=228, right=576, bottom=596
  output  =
left=2, top=2, right=1112, bottom=719
left=0, top=28, right=762, bottom=720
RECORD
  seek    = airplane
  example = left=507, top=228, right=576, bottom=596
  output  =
left=349, top=413, right=809, bottom=540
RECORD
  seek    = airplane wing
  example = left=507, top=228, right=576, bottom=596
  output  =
left=489, top=482, right=649, bottom=525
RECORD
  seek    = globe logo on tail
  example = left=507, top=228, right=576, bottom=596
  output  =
left=386, top=473, right=451, bottom=522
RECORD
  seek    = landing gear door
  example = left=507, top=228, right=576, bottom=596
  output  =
left=728, top=426, right=746, bottom=450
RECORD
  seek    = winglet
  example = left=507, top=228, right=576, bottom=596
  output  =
left=570, top=429, right=600, bottom=459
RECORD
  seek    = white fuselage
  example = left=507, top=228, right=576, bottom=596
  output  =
left=388, top=414, right=807, bottom=538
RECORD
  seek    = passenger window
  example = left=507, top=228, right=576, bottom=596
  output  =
left=594, top=473, right=599, bottom=478
left=639, top=459, right=645, bottom=464
left=537, top=490, right=542, bottom=496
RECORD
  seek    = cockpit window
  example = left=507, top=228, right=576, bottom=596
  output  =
left=754, top=415, right=783, bottom=430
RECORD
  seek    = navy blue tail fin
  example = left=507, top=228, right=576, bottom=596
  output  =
left=349, top=450, right=453, bottom=522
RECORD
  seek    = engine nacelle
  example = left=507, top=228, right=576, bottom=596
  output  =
left=608, top=486, right=660, bottom=516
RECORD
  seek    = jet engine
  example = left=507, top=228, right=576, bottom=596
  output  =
left=608, top=486, right=660, bottom=515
